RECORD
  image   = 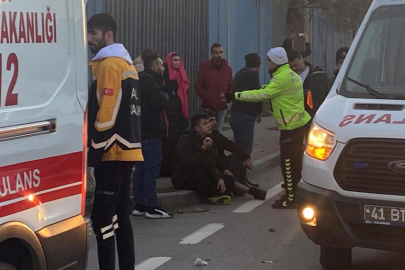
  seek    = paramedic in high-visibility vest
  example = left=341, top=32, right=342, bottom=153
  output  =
left=87, top=13, right=143, bottom=270
left=223, top=47, right=311, bottom=209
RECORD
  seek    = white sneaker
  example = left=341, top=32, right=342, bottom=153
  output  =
left=145, top=207, right=173, bottom=219
left=132, top=204, right=146, bottom=216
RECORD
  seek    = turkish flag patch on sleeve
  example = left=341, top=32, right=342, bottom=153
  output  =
left=103, top=88, right=114, bottom=96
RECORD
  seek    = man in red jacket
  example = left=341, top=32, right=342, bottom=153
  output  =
left=195, top=43, right=233, bottom=133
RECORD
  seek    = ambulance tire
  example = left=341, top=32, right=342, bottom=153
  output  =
left=320, top=245, right=352, bottom=269
left=0, top=261, right=17, bottom=270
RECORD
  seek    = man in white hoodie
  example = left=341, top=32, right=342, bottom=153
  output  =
left=87, top=13, right=143, bottom=270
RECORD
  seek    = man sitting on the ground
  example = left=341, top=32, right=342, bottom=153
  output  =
left=171, top=113, right=267, bottom=205
left=207, top=113, right=258, bottom=188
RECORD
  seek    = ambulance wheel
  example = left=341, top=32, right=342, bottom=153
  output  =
left=320, top=245, right=352, bottom=269
left=0, top=261, right=17, bottom=270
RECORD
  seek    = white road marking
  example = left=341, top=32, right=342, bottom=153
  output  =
left=180, top=223, right=225, bottom=245
left=252, top=151, right=279, bottom=166
left=232, top=182, right=284, bottom=213
left=135, top=257, right=171, bottom=270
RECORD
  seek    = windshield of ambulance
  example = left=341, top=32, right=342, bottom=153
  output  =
left=341, top=5, right=405, bottom=99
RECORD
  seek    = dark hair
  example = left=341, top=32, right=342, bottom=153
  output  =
left=204, top=110, right=217, bottom=118
left=190, top=113, right=209, bottom=130
left=88, top=13, right=117, bottom=39
left=245, top=53, right=261, bottom=68
left=144, top=55, right=159, bottom=70
left=141, top=49, right=158, bottom=60
left=336, top=47, right=349, bottom=65
left=210, top=43, right=223, bottom=53
left=288, top=51, right=303, bottom=62
left=171, top=53, right=181, bottom=59
left=281, top=38, right=294, bottom=53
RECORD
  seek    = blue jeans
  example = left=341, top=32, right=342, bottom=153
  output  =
left=229, top=112, right=256, bottom=155
left=132, top=138, right=162, bottom=207
left=202, top=108, right=227, bottom=133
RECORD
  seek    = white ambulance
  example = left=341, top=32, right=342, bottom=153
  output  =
left=0, top=0, right=88, bottom=269
left=297, top=0, right=405, bottom=269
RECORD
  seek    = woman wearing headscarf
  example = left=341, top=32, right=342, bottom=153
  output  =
left=160, top=52, right=190, bottom=176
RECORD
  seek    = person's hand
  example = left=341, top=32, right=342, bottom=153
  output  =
left=243, top=159, right=253, bottom=171
left=87, top=167, right=96, bottom=191
left=223, top=170, right=233, bottom=177
left=217, top=178, right=226, bottom=194
left=201, top=137, right=213, bottom=150
left=256, top=115, right=262, bottom=123
left=220, top=93, right=235, bottom=103
left=302, top=32, right=309, bottom=42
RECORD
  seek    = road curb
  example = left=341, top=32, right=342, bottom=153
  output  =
left=158, top=190, right=202, bottom=208
left=85, top=152, right=281, bottom=213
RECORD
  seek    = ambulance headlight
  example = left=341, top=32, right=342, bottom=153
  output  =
left=305, top=122, right=336, bottom=161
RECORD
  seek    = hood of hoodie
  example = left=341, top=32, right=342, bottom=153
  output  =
left=133, top=55, right=143, bottom=65
left=92, top=43, right=133, bottom=64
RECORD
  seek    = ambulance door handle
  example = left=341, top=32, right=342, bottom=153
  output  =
left=0, top=119, right=56, bottom=142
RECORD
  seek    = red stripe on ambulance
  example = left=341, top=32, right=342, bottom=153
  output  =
left=0, top=152, right=83, bottom=215
left=0, top=184, right=81, bottom=217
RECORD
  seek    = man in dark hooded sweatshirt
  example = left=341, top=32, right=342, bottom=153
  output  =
left=229, top=53, right=262, bottom=187
left=328, top=47, right=349, bottom=91
left=132, top=56, right=172, bottom=219
left=288, top=51, right=323, bottom=117
left=171, top=113, right=267, bottom=205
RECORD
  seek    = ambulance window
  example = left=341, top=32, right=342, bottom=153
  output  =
left=342, top=5, right=405, bottom=99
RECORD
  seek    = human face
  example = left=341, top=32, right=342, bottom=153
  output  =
left=172, top=55, right=181, bottom=69
left=195, top=118, right=212, bottom=136
left=211, top=47, right=224, bottom=63
left=87, top=28, right=107, bottom=54
left=267, top=57, right=278, bottom=72
left=289, top=58, right=306, bottom=74
left=337, top=59, right=345, bottom=70
left=153, top=58, right=165, bottom=76
left=208, top=116, right=217, bottom=131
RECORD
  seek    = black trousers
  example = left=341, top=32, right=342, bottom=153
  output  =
left=279, top=125, right=307, bottom=203
left=91, top=161, right=135, bottom=270
left=180, top=174, right=235, bottom=198
left=225, top=154, right=248, bottom=184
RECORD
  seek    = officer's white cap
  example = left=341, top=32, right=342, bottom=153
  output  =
left=267, top=47, right=288, bottom=65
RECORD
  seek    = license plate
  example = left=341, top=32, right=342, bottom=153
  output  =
left=364, top=205, right=405, bottom=227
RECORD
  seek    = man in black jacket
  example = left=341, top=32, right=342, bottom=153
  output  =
left=288, top=51, right=323, bottom=117
left=132, top=56, right=172, bottom=219
left=328, top=47, right=349, bottom=91
left=229, top=53, right=262, bottom=187
left=171, top=113, right=266, bottom=205
left=208, top=113, right=255, bottom=188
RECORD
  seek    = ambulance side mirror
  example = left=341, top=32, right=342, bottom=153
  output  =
left=309, top=71, right=328, bottom=112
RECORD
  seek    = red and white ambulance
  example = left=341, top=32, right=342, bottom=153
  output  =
left=0, top=0, right=88, bottom=269
left=297, top=0, right=405, bottom=269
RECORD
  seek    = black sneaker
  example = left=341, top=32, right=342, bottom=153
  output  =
left=132, top=204, right=146, bottom=216
left=245, top=178, right=259, bottom=188
left=271, top=200, right=296, bottom=209
left=145, top=206, right=173, bottom=219
left=248, top=187, right=267, bottom=201
left=274, top=193, right=287, bottom=204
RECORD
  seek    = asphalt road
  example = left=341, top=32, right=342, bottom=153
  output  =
left=86, top=165, right=405, bottom=270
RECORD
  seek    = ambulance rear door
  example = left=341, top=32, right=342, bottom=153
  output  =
left=0, top=0, right=86, bottom=234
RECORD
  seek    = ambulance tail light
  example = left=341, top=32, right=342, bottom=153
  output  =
left=81, top=108, right=88, bottom=216
left=305, top=122, right=336, bottom=161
